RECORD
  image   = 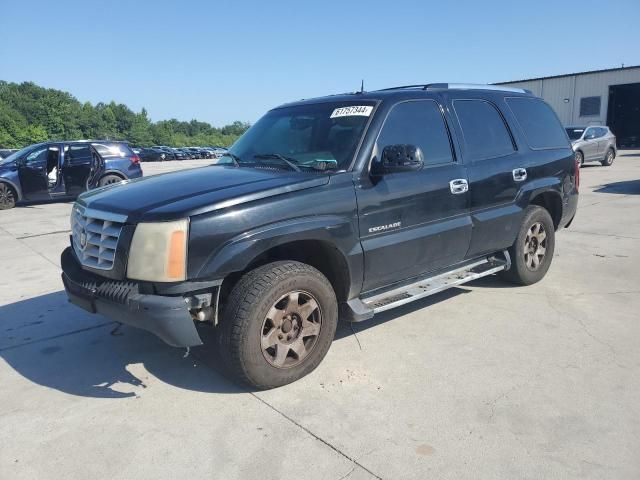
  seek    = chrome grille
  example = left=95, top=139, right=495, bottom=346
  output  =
left=71, top=205, right=126, bottom=270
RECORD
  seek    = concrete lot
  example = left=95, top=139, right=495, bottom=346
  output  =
left=1, top=154, right=639, bottom=479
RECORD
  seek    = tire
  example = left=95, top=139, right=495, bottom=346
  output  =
left=0, top=182, right=17, bottom=210
left=217, top=261, right=338, bottom=389
left=98, top=174, right=124, bottom=187
left=601, top=148, right=615, bottom=167
left=575, top=150, right=584, bottom=167
left=500, top=205, right=555, bottom=286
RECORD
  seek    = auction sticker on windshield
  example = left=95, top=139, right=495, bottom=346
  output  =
left=330, top=106, right=373, bottom=118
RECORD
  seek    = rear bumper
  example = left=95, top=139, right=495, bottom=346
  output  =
left=61, top=247, right=202, bottom=347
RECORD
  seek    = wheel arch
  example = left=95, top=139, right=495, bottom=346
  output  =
left=219, top=239, right=353, bottom=305
left=530, top=190, right=563, bottom=230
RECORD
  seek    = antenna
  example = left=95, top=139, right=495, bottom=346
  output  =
left=360, top=79, right=364, bottom=93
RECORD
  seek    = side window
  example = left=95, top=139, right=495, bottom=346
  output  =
left=24, top=147, right=48, bottom=165
left=584, top=127, right=596, bottom=139
left=376, top=100, right=453, bottom=166
left=505, top=97, right=569, bottom=149
left=596, top=127, right=608, bottom=138
left=66, top=145, right=92, bottom=164
left=93, top=143, right=128, bottom=158
left=453, top=99, right=514, bottom=161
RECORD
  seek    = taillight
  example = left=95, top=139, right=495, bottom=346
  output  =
left=131, top=154, right=141, bottom=164
left=575, top=155, right=580, bottom=192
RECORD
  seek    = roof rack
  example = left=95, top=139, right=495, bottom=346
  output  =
left=376, top=83, right=532, bottom=94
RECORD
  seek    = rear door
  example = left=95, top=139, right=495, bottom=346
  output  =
left=356, top=98, right=471, bottom=292
left=446, top=95, right=523, bottom=258
left=595, top=127, right=609, bottom=156
left=63, top=144, right=95, bottom=195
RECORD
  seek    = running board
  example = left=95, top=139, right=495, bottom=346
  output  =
left=361, top=251, right=510, bottom=314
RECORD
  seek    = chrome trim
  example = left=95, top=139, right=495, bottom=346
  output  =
left=71, top=204, right=125, bottom=270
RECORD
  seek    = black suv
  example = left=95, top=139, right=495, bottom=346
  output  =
left=61, top=84, right=579, bottom=388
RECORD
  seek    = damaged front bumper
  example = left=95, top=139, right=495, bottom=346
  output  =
left=60, top=247, right=203, bottom=347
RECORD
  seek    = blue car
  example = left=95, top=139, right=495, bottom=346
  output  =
left=0, top=140, right=143, bottom=209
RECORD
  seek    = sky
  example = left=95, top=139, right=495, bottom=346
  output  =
left=1, top=0, right=639, bottom=127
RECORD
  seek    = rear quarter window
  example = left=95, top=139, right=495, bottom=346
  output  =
left=505, top=97, right=569, bottom=149
left=93, top=143, right=133, bottom=158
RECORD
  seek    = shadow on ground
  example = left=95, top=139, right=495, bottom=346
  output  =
left=594, top=179, right=640, bottom=195
left=1, top=287, right=471, bottom=398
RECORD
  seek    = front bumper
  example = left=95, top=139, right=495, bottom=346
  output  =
left=60, top=247, right=202, bottom=347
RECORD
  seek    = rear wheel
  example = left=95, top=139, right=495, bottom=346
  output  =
left=575, top=150, right=584, bottom=167
left=0, top=182, right=16, bottom=210
left=98, top=174, right=124, bottom=187
left=601, top=148, right=615, bottom=166
left=500, top=205, right=555, bottom=285
left=217, top=261, right=338, bottom=389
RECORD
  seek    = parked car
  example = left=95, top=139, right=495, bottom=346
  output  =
left=151, top=146, right=177, bottom=160
left=171, top=148, right=188, bottom=160
left=178, top=148, right=195, bottom=159
left=61, top=84, right=578, bottom=388
left=0, top=148, right=18, bottom=160
left=565, top=126, right=617, bottom=167
left=0, top=140, right=142, bottom=209
left=137, top=147, right=168, bottom=162
left=185, top=147, right=203, bottom=159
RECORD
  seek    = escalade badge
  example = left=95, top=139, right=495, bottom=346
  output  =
left=369, top=222, right=402, bottom=233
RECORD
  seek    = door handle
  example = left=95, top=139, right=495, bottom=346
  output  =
left=449, top=179, right=469, bottom=194
left=512, top=168, right=527, bottom=182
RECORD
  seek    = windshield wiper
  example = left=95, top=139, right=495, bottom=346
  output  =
left=253, top=153, right=301, bottom=172
left=219, top=152, right=241, bottom=166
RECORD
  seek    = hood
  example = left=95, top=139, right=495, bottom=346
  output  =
left=0, top=159, right=16, bottom=170
left=78, top=165, right=329, bottom=223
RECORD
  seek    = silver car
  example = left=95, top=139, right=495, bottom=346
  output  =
left=566, top=126, right=617, bottom=167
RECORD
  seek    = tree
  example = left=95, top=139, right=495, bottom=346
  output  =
left=0, top=80, right=250, bottom=148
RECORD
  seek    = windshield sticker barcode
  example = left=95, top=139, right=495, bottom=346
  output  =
left=330, top=106, right=373, bottom=118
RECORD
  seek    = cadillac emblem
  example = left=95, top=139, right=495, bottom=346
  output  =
left=79, top=228, right=88, bottom=250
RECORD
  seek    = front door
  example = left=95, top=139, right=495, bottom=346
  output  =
left=356, top=99, right=471, bottom=293
left=18, top=146, right=51, bottom=200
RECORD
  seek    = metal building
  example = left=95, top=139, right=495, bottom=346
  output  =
left=496, top=66, right=640, bottom=148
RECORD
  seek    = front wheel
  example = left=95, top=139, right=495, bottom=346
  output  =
left=0, top=182, right=17, bottom=210
left=500, top=206, right=555, bottom=286
left=601, top=148, right=615, bottom=166
left=217, top=261, right=338, bottom=389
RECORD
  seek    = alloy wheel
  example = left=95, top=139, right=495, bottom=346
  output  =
left=260, top=290, right=322, bottom=368
left=0, top=183, right=15, bottom=209
left=605, top=150, right=614, bottom=165
left=523, top=222, right=547, bottom=271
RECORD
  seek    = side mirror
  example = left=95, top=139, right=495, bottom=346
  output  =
left=372, top=144, right=424, bottom=175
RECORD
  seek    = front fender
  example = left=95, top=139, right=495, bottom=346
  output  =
left=195, top=215, right=363, bottom=295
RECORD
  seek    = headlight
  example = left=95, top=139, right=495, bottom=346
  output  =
left=127, top=219, right=188, bottom=282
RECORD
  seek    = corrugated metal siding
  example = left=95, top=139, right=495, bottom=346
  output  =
left=497, top=67, right=640, bottom=126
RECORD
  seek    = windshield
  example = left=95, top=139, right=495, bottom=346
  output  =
left=0, top=144, right=40, bottom=165
left=223, top=101, right=375, bottom=172
left=565, top=128, right=585, bottom=141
